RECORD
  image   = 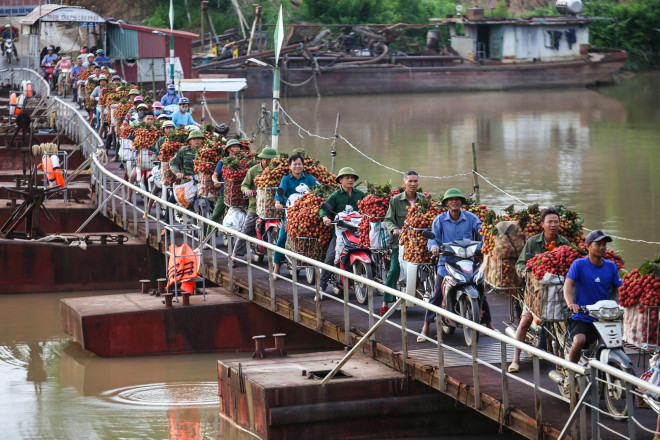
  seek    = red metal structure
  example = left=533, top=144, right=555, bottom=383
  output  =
left=106, top=21, right=198, bottom=83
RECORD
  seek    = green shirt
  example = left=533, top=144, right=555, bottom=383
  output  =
left=241, top=163, right=264, bottom=214
left=151, top=135, right=168, bottom=157
left=318, top=187, right=365, bottom=219
left=169, top=145, right=199, bottom=176
left=515, top=232, right=571, bottom=277
left=384, top=191, right=427, bottom=248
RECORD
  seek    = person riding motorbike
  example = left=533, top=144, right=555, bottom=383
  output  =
left=419, top=188, right=495, bottom=342
left=93, top=48, right=112, bottom=68
left=41, top=46, right=58, bottom=80
left=378, top=170, right=426, bottom=315
left=508, top=207, right=571, bottom=373
left=563, top=230, right=623, bottom=364
left=82, top=52, right=95, bottom=68
left=230, top=147, right=279, bottom=263
left=318, top=167, right=365, bottom=292
left=1, top=24, right=19, bottom=60
left=160, top=83, right=180, bottom=106
left=152, top=101, right=164, bottom=117
left=170, top=97, right=199, bottom=127
left=272, top=154, right=318, bottom=275
left=54, top=52, right=72, bottom=93
left=168, top=130, right=206, bottom=209
left=143, top=120, right=177, bottom=216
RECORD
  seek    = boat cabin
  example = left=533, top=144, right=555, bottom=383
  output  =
left=432, top=11, right=591, bottom=63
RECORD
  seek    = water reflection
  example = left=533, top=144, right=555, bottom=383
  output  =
left=26, top=343, right=47, bottom=394
left=216, top=75, right=659, bottom=267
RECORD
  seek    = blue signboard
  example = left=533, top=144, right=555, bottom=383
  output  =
left=0, top=6, right=36, bottom=17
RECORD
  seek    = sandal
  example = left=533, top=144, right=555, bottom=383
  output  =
left=377, top=305, right=388, bottom=316
left=507, top=362, right=520, bottom=373
left=417, top=335, right=427, bottom=343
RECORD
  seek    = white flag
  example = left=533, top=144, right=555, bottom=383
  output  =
left=169, top=0, right=174, bottom=31
left=274, top=5, right=284, bottom=66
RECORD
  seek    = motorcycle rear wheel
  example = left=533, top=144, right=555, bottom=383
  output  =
left=305, top=267, right=315, bottom=284
left=459, top=296, right=480, bottom=347
left=353, top=260, right=373, bottom=305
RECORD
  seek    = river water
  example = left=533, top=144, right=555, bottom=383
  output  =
left=2, top=74, right=659, bottom=439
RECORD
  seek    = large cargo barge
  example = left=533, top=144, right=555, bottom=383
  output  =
left=195, top=14, right=627, bottom=98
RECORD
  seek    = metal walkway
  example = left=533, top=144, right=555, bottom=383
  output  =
left=9, top=67, right=657, bottom=440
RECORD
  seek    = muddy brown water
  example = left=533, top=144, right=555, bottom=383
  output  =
left=2, top=74, right=658, bottom=439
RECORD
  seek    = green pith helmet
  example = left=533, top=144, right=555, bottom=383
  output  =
left=442, top=188, right=467, bottom=206
left=187, top=130, right=205, bottom=141
left=128, top=88, right=140, bottom=96
left=258, top=147, right=278, bottom=159
left=224, top=139, right=242, bottom=150
left=335, top=167, right=359, bottom=183
left=292, top=147, right=305, bottom=155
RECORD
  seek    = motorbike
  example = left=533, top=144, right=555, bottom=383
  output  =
left=320, top=202, right=374, bottom=304
left=428, top=233, right=486, bottom=347
left=276, top=185, right=317, bottom=283
left=250, top=210, right=281, bottom=264
left=640, top=352, right=660, bottom=416
left=76, top=79, right=86, bottom=109
left=58, top=68, right=72, bottom=98
left=546, top=300, right=634, bottom=420
left=43, top=63, right=56, bottom=89
left=4, top=38, right=13, bottom=63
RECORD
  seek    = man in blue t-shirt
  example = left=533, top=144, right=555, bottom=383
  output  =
left=564, top=230, right=622, bottom=363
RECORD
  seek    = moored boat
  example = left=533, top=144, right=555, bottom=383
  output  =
left=194, top=10, right=627, bottom=98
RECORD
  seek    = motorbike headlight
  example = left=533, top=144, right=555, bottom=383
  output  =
left=451, top=246, right=466, bottom=258
left=597, top=307, right=623, bottom=320
left=446, top=264, right=466, bottom=283
left=466, top=244, right=478, bottom=258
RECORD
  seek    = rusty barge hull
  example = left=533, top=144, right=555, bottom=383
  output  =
left=202, top=52, right=628, bottom=98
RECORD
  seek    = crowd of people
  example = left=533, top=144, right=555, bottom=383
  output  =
left=48, top=47, right=645, bottom=416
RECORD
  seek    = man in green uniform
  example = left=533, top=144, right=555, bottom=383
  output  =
left=169, top=130, right=205, bottom=178
left=231, top=147, right=278, bottom=263
left=378, top=171, right=427, bottom=315
left=508, top=207, right=571, bottom=373
left=318, top=167, right=365, bottom=291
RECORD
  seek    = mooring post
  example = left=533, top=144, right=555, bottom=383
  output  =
left=471, top=141, right=480, bottom=204
left=331, top=113, right=340, bottom=174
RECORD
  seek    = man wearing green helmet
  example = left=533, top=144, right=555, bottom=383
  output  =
left=170, top=130, right=206, bottom=179
left=318, top=167, right=365, bottom=291
left=231, top=147, right=278, bottom=263
left=419, top=188, right=495, bottom=341
left=208, top=139, right=243, bottom=235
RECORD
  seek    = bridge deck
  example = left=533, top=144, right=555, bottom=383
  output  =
left=94, top=158, right=658, bottom=440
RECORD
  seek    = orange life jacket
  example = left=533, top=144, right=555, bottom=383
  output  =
left=166, top=243, right=200, bottom=293
left=37, top=155, right=66, bottom=188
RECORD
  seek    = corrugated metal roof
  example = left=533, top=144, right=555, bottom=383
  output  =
left=107, top=27, right=139, bottom=59
left=20, top=5, right=105, bottom=25
left=107, top=21, right=198, bottom=40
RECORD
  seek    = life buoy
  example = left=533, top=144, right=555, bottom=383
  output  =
left=9, top=92, right=16, bottom=116
left=14, top=94, right=25, bottom=116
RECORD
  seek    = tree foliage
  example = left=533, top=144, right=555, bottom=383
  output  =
left=584, top=0, right=660, bottom=71
left=144, top=0, right=659, bottom=69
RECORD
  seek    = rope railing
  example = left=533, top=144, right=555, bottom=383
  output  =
left=277, top=103, right=660, bottom=247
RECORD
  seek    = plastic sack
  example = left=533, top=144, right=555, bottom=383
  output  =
left=151, top=164, right=162, bottom=189
left=369, top=221, right=390, bottom=249
left=223, top=207, right=247, bottom=231
left=333, top=210, right=363, bottom=264
left=173, top=180, right=197, bottom=209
